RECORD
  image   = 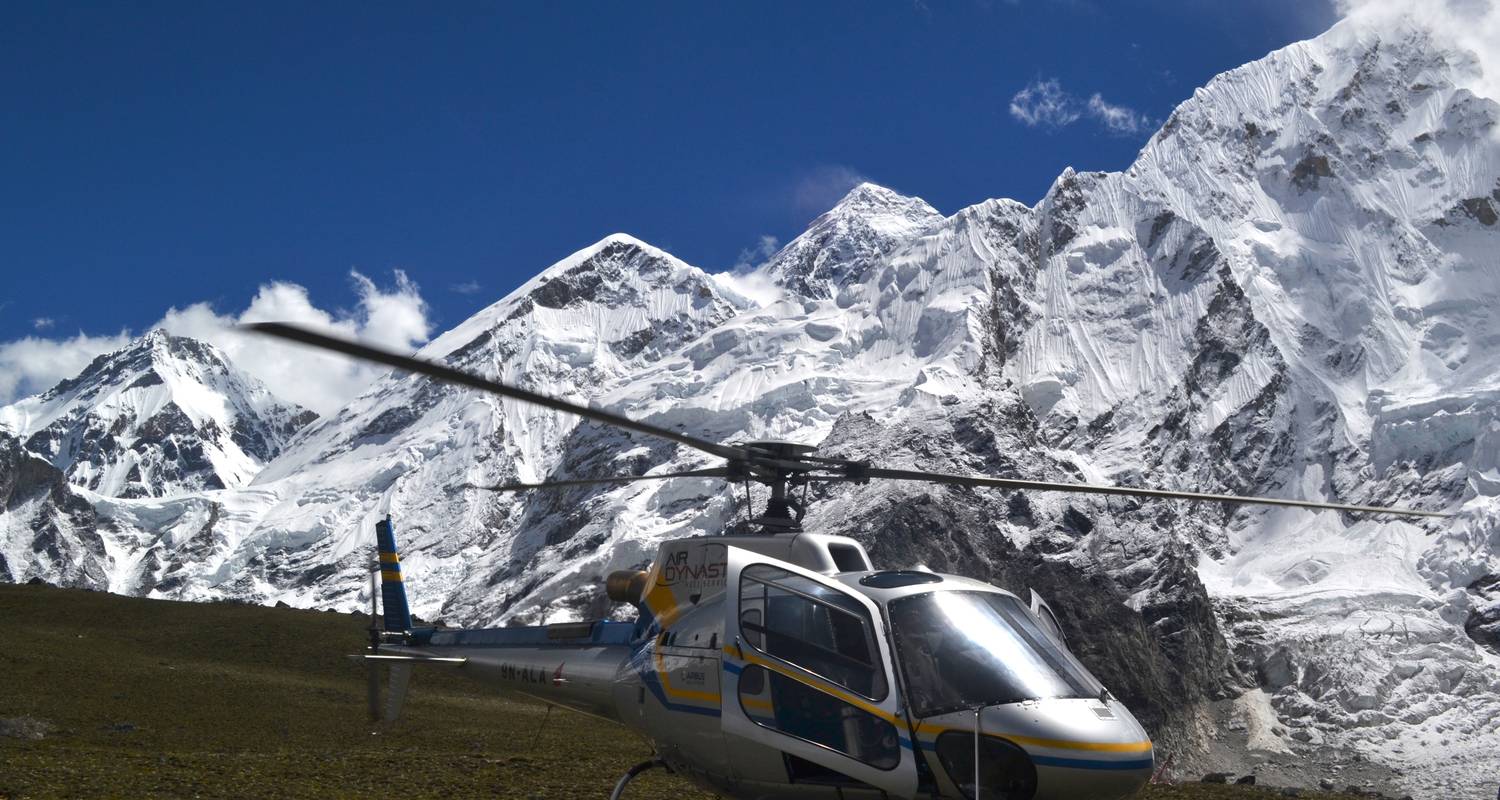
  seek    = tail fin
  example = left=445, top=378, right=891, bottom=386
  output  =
left=375, top=515, right=413, bottom=632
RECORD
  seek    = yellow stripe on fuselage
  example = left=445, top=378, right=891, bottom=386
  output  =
left=740, top=696, right=774, bottom=712
left=380, top=569, right=402, bottom=582
left=725, top=646, right=892, bottom=722
left=639, top=582, right=716, bottom=705
left=653, top=647, right=720, bottom=705
left=998, top=734, right=1152, bottom=753
left=912, top=724, right=1153, bottom=753
left=721, top=645, right=1151, bottom=755
left=379, top=552, right=400, bottom=564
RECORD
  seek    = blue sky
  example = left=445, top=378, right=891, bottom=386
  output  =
left=0, top=0, right=1339, bottom=408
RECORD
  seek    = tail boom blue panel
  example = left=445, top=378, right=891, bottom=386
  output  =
left=375, top=516, right=413, bottom=632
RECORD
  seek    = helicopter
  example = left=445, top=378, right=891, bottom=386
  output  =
left=249, top=322, right=1447, bottom=800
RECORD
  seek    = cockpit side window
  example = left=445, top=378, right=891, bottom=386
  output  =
left=737, top=564, right=888, bottom=700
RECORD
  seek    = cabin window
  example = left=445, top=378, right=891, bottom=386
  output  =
left=738, top=564, right=887, bottom=699
left=737, top=664, right=900, bottom=770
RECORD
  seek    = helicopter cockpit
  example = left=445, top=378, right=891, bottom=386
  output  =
left=635, top=533, right=1153, bottom=800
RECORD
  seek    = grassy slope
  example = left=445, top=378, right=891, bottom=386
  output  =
left=0, top=585, right=1359, bottom=799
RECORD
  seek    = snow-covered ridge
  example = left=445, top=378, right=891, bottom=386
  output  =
left=0, top=330, right=314, bottom=499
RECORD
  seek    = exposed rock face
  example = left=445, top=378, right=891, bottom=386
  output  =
left=0, top=330, right=314, bottom=499
left=4, top=12, right=1500, bottom=799
left=1464, top=573, right=1500, bottom=650
left=0, top=431, right=106, bottom=587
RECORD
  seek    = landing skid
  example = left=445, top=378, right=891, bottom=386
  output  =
left=609, top=759, right=667, bottom=800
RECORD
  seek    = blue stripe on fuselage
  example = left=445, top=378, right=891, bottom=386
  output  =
left=631, top=649, right=721, bottom=718
left=1031, top=755, right=1154, bottom=771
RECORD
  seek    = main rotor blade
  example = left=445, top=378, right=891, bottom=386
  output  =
left=245, top=322, right=739, bottom=460
left=862, top=467, right=1449, bottom=518
left=469, top=467, right=731, bottom=492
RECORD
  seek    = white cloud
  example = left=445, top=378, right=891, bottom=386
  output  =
left=32, top=318, right=54, bottom=331
left=732, top=234, right=782, bottom=271
left=1009, top=78, right=1155, bottom=136
left=0, top=270, right=433, bottom=416
left=0, top=331, right=131, bottom=405
left=1009, top=78, right=1082, bottom=127
left=711, top=270, right=784, bottom=309
left=159, top=270, right=431, bottom=415
left=793, top=165, right=870, bottom=216
left=345, top=270, right=430, bottom=352
left=1087, top=93, right=1152, bottom=134
left=450, top=280, right=482, bottom=295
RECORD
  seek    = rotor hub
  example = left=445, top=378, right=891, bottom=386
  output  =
left=743, top=441, right=818, bottom=460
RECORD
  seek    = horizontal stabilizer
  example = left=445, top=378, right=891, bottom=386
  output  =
left=361, top=654, right=467, bottom=664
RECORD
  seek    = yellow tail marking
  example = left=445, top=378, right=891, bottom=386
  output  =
left=642, top=583, right=684, bottom=628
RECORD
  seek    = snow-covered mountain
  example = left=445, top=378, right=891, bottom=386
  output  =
left=0, top=330, right=317, bottom=594
left=4, top=11, right=1500, bottom=797
left=0, top=430, right=105, bottom=587
left=0, top=330, right=315, bottom=499
left=763, top=182, right=946, bottom=298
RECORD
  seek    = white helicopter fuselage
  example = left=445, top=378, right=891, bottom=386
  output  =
left=385, top=532, right=1153, bottom=800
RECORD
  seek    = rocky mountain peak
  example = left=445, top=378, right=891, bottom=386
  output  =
left=0, top=330, right=314, bottom=499
left=417, top=231, right=743, bottom=373
left=760, top=182, right=944, bottom=298
left=827, top=181, right=939, bottom=225
left=519, top=233, right=709, bottom=311
left=37, top=329, right=189, bottom=404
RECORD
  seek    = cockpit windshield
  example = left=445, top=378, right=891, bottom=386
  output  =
left=888, top=591, right=1104, bottom=717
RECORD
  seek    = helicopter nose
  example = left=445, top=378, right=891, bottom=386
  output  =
left=921, top=699, right=1152, bottom=800
left=992, top=698, right=1153, bottom=800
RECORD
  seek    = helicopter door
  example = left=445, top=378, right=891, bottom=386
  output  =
left=1029, top=589, right=1068, bottom=648
left=722, top=547, right=919, bottom=797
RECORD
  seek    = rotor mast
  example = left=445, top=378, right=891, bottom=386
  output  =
left=741, top=442, right=819, bottom=531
